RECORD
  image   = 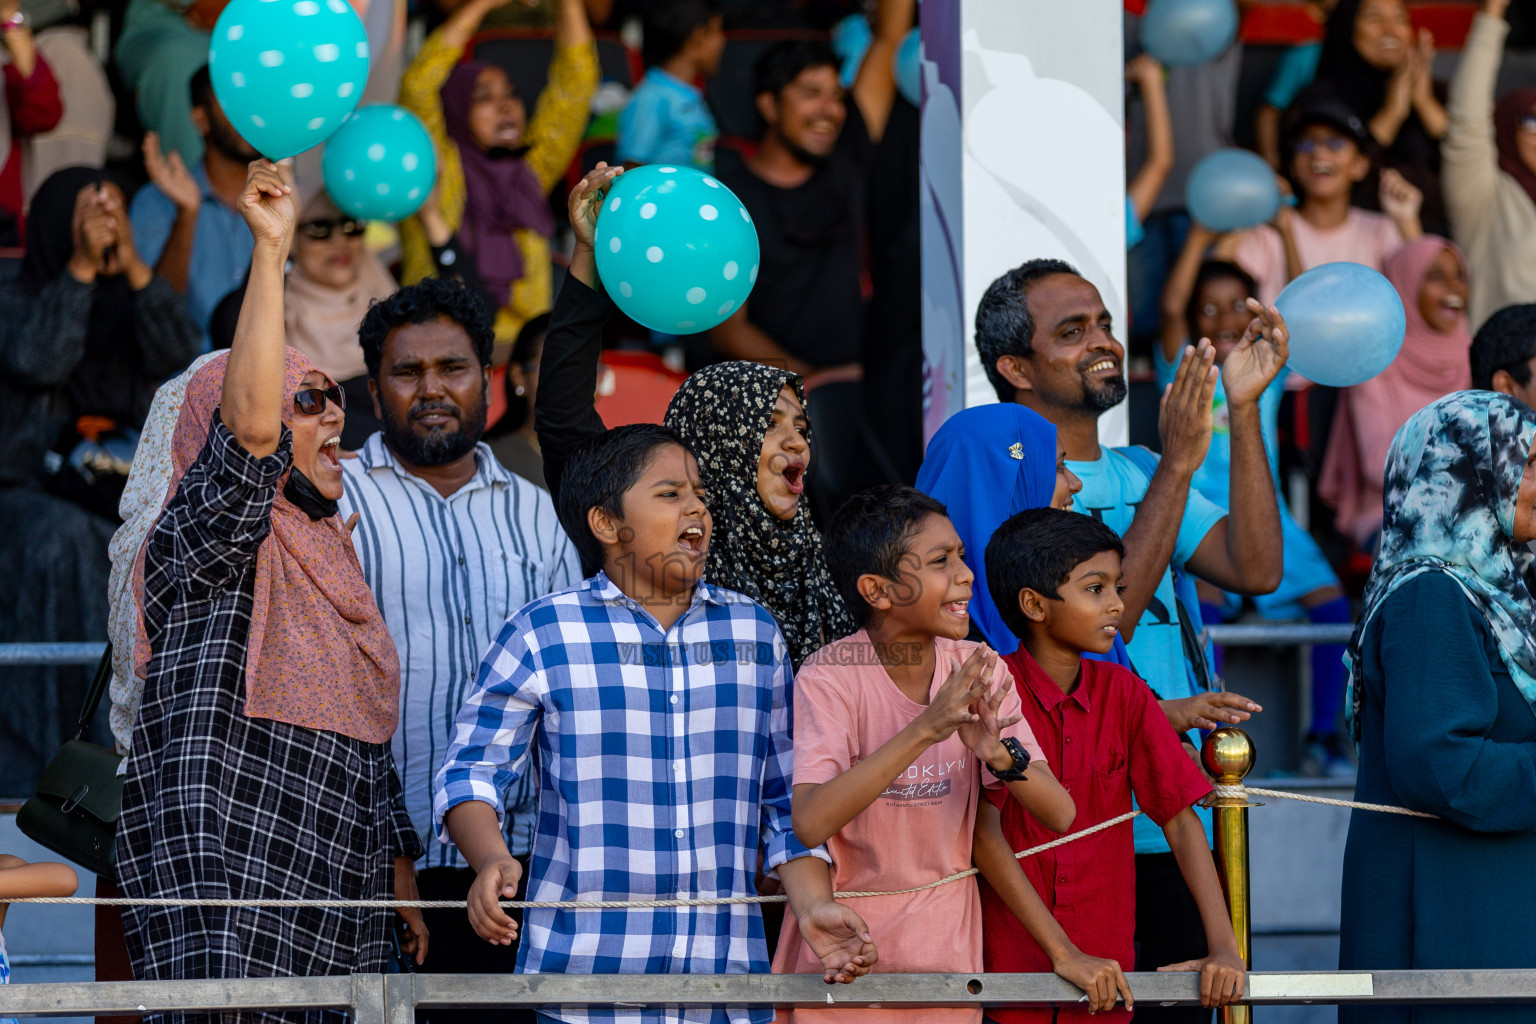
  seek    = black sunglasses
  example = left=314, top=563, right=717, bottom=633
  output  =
left=293, top=385, right=346, bottom=416
left=299, top=217, right=366, bottom=240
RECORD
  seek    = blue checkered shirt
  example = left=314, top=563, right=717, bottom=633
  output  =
left=433, top=572, right=828, bottom=1024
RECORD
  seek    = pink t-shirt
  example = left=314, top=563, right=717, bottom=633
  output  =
left=771, top=631, right=1041, bottom=1024
left=1232, top=208, right=1405, bottom=305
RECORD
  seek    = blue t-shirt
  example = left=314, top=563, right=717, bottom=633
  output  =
left=1153, top=350, right=1338, bottom=615
left=1069, top=447, right=1223, bottom=853
left=1154, top=348, right=1289, bottom=507
left=616, top=68, right=718, bottom=171
left=1264, top=42, right=1321, bottom=112
left=1126, top=194, right=1145, bottom=250
left=130, top=166, right=253, bottom=350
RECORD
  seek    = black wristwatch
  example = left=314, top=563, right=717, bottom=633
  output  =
left=985, top=737, right=1031, bottom=783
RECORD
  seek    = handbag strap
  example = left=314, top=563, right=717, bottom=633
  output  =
left=74, top=642, right=113, bottom=741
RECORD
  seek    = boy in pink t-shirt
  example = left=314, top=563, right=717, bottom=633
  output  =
left=1226, top=91, right=1422, bottom=305
left=771, top=486, right=1078, bottom=1023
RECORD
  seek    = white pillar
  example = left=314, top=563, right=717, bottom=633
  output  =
left=921, top=0, right=1128, bottom=446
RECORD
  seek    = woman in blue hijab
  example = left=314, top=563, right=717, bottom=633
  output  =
left=1337, top=391, right=1536, bottom=1024
left=916, top=403, right=1130, bottom=666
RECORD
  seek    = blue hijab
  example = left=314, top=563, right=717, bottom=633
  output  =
left=917, top=404, right=1131, bottom=666
left=1345, top=391, right=1536, bottom=740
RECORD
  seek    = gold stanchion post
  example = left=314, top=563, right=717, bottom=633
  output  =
left=1202, top=727, right=1261, bottom=1024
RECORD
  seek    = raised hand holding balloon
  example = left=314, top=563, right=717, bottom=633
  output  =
left=1139, top=0, right=1239, bottom=68
left=322, top=106, right=437, bottom=221
left=1186, top=149, right=1281, bottom=232
left=1274, top=263, right=1407, bottom=387
left=209, top=0, right=370, bottom=160
left=593, top=165, right=760, bottom=335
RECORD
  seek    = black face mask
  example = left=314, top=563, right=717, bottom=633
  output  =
left=284, top=468, right=338, bottom=521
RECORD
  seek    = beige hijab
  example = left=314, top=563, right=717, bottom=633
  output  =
left=283, top=191, right=397, bottom=382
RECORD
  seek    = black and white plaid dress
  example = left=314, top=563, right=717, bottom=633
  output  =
left=117, top=416, right=421, bottom=1024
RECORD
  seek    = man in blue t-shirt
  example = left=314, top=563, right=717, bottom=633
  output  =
left=616, top=0, right=724, bottom=171
left=975, top=258, right=1287, bottom=1020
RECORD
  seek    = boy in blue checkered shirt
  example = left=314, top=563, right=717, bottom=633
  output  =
left=434, top=423, right=876, bottom=1024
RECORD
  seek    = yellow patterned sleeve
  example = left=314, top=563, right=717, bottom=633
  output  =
left=523, top=40, right=600, bottom=194
left=398, top=26, right=467, bottom=286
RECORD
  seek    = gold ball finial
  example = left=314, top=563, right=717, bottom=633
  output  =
left=1201, top=727, right=1256, bottom=784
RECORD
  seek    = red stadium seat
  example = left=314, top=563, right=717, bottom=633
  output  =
left=595, top=350, right=689, bottom=428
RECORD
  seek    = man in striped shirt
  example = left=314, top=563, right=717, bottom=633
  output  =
left=339, top=277, right=580, bottom=1018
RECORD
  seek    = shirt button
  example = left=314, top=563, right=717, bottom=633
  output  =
left=670, top=695, right=678, bottom=705
left=673, top=761, right=683, bottom=773
left=1058, top=875, right=1068, bottom=884
left=674, top=829, right=685, bottom=839
left=458, top=555, right=465, bottom=566
left=673, top=943, right=685, bottom=957
left=463, top=615, right=472, bottom=625
left=1065, top=737, right=1072, bottom=744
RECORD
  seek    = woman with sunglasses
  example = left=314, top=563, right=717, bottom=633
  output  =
left=1443, top=0, right=1536, bottom=332
left=115, top=159, right=429, bottom=1009
left=283, top=188, right=398, bottom=449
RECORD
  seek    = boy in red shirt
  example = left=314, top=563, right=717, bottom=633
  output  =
left=773, top=486, right=1077, bottom=1023
left=977, top=507, right=1246, bottom=1021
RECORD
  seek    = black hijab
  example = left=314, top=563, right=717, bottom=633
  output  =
left=1316, top=0, right=1437, bottom=171
left=24, top=166, right=145, bottom=424
left=664, top=362, right=855, bottom=669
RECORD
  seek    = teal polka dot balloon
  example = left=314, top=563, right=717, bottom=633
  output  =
left=594, top=165, right=760, bottom=335
left=322, top=105, right=437, bottom=221
left=209, top=0, right=370, bottom=161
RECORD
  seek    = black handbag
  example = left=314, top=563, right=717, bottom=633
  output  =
left=16, top=644, right=123, bottom=879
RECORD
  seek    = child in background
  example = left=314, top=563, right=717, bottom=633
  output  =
left=1160, top=235, right=1355, bottom=775
left=1256, top=0, right=1340, bottom=169
left=0, top=854, right=79, bottom=1013
left=976, top=509, right=1246, bottom=1023
left=772, top=485, right=1076, bottom=1024
left=435, top=423, right=876, bottom=1024
left=616, top=0, right=725, bottom=171
left=1228, top=89, right=1423, bottom=304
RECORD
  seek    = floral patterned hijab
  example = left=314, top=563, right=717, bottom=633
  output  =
left=664, top=362, right=854, bottom=668
left=1345, top=391, right=1536, bottom=739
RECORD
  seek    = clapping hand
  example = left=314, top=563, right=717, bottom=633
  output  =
left=143, top=133, right=202, bottom=215
left=1159, top=339, right=1218, bottom=475
left=1220, top=299, right=1290, bottom=409
left=957, top=670, right=1023, bottom=768
left=914, top=648, right=997, bottom=745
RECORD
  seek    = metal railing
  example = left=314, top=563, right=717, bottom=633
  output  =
left=2, top=969, right=1535, bottom=1020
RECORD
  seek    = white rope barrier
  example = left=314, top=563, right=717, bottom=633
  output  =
left=1212, top=783, right=1440, bottom=819
left=6, top=811, right=1146, bottom=911
left=5, top=785, right=1441, bottom=912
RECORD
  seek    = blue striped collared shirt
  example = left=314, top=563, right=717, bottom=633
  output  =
left=339, top=433, right=580, bottom=868
left=433, top=572, right=828, bottom=1024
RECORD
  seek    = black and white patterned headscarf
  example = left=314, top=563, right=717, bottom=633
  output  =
left=1345, top=391, right=1536, bottom=740
left=665, top=362, right=855, bottom=668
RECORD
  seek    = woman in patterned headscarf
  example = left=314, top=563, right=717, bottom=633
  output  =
left=115, top=161, right=427, bottom=1017
left=1337, top=390, right=1536, bottom=1023
left=537, top=164, right=854, bottom=668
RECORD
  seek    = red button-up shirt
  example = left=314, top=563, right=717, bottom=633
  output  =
left=980, top=649, right=1212, bottom=1024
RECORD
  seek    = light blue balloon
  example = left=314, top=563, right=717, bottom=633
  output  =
left=894, top=29, right=921, bottom=107
left=831, top=14, right=871, bottom=89
left=322, top=105, right=436, bottom=221
left=1186, top=148, right=1281, bottom=232
left=594, top=165, right=760, bottom=335
left=1275, top=262, right=1407, bottom=387
left=1139, top=0, right=1239, bottom=68
left=209, top=0, right=370, bottom=161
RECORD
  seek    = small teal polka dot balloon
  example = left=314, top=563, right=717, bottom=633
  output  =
left=322, top=105, right=437, bottom=221
left=593, top=165, right=760, bottom=335
left=209, top=0, right=370, bottom=161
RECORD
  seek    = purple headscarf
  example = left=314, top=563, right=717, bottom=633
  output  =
left=440, top=60, right=557, bottom=307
